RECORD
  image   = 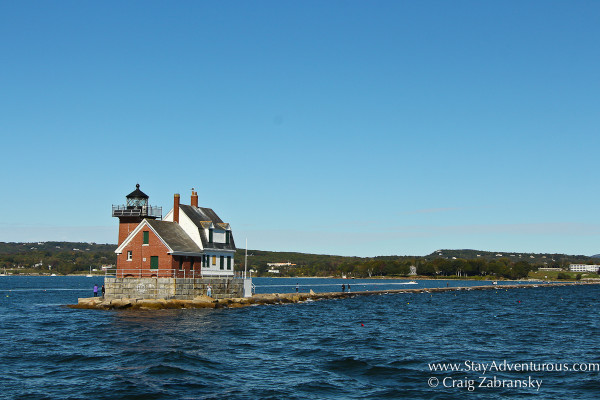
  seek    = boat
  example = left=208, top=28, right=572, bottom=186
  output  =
left=492, top=281, right=498, bottom=285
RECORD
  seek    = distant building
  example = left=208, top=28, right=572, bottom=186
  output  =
left=569, top=264, right=600, bottom=273
left=267, top=262, right=296, bottom=267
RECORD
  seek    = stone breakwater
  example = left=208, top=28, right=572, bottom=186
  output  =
left=68, top=282, right=593, bottom=310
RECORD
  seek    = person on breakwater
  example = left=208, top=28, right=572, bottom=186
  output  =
left=93, top=284, right=98, bottom=297
left=347, top=283, right=350, bottom=292
left=101, top=285, right=105, bottom=297
left=342, top=284, right=345, bottom=292
left=296, top=283, right=299, bottom=293
left=207, top=284, right=212, bottom=297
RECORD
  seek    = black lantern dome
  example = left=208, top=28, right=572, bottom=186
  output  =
left=126, top=184, right=149, bottom=208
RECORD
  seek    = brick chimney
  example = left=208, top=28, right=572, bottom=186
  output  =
left=174, top=193, right=180, bottom=223
left=191, top=190, right=198, bottom=208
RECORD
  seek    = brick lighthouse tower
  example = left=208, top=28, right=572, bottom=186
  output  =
left=111, top=184, right=162, bottom=246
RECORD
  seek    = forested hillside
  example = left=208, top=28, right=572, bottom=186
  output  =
left=1, top=242, right=597, bottom=279
left=0, top=241, right=116, bottom=274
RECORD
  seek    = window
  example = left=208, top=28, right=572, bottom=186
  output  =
left=202, top=255, right=208, bottom=268
left=179, top=257, right=184, bottom=270
left=143, top=231, right=149, bottom=245
left=227, top=256, right=231, bottom=270
left=220, top=255, right=224, bottom=270
left=127, top=251, right=132, bottom=261
left=209, top=228, right=213, bottom=243
left=226, top=231, right=230, bottom=245
left=212, top=256, right=216, bottom=266
left=150, top=256, right=158, bottom=269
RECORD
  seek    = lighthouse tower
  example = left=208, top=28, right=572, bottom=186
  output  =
left=112, top=184, right=162, bottom=245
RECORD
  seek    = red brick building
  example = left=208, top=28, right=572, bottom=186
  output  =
left=112, top=185, right=236, bottom=278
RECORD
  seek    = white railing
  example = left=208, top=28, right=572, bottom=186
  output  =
left=104, top=268, right=243, bottom=279
left=112, top=205, right=162, bottom=218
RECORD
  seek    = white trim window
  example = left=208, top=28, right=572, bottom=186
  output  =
left=127, top=251, right=132, bottom=261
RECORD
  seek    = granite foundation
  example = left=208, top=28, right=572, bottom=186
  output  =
left=104, top=277, right=244, bottom=300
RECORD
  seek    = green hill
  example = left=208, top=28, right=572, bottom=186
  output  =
left=1, top=241, right=597, bottom=278
left=0, top=241, right=116, bottom=275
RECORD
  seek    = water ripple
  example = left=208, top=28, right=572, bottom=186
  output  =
left=0, top=277, right=599, bottom=399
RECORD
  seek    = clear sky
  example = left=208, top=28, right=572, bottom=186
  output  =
left=1, top=1, right=599, bottom=257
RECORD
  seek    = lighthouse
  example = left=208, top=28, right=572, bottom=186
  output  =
left=105, top=185, right=249, bottom=299
left=112, top=184, right=162, bottom=245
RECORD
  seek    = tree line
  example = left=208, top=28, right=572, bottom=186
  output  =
left=1, top=242, right=597, bottom=278
left=248, top=257, right=538, bottom=279
left=0, top=242, right=116, bottom=274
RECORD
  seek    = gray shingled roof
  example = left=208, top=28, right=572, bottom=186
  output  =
left=146, top=219, right=203, bottom=254
left=181, top=204, right=223, bottom=223
left=179, top=204, right=236, bottom=250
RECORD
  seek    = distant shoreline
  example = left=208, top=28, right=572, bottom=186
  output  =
left=3, top=273, right=598, bottom=283
left=242, top=275, right=600, bottom=282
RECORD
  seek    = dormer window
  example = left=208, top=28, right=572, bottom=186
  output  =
left=226, top=231, right=230, bottom=245
left=209, top=228, right=213, bottom=243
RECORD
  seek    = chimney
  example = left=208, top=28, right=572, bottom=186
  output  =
left=191, top=190, right=198, bottom=208
left=174, top=193, right=180, bottom=223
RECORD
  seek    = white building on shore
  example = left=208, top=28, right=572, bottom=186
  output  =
left=569, top=264, right=600, bottom=273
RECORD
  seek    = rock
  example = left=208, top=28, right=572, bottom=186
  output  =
left=136, top=299, right=165, bottom=309
left=110, top=298, right=133, bottom=309
left=290, top=294, right=301, bottom=302
left=193, top=295, right=213, bottom=302
left=229, top=297, right=250, bottom=304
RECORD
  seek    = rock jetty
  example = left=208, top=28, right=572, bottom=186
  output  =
left=68, top=281, right=591, bottom=311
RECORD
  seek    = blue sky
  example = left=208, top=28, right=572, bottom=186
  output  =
left=1, top=1, right=599, bottom=257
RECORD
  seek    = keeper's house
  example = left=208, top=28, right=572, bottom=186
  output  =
left=107, top=185, right=249, bottom=299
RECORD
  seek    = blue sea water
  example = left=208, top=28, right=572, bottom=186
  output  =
left=0, top=276, right=598, bottom=399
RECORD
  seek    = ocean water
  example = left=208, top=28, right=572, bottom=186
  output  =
left=0, top=276, right=598, bottom=399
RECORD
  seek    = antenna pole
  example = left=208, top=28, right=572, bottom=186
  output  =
left=244, top=238, right=248, bottom=279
